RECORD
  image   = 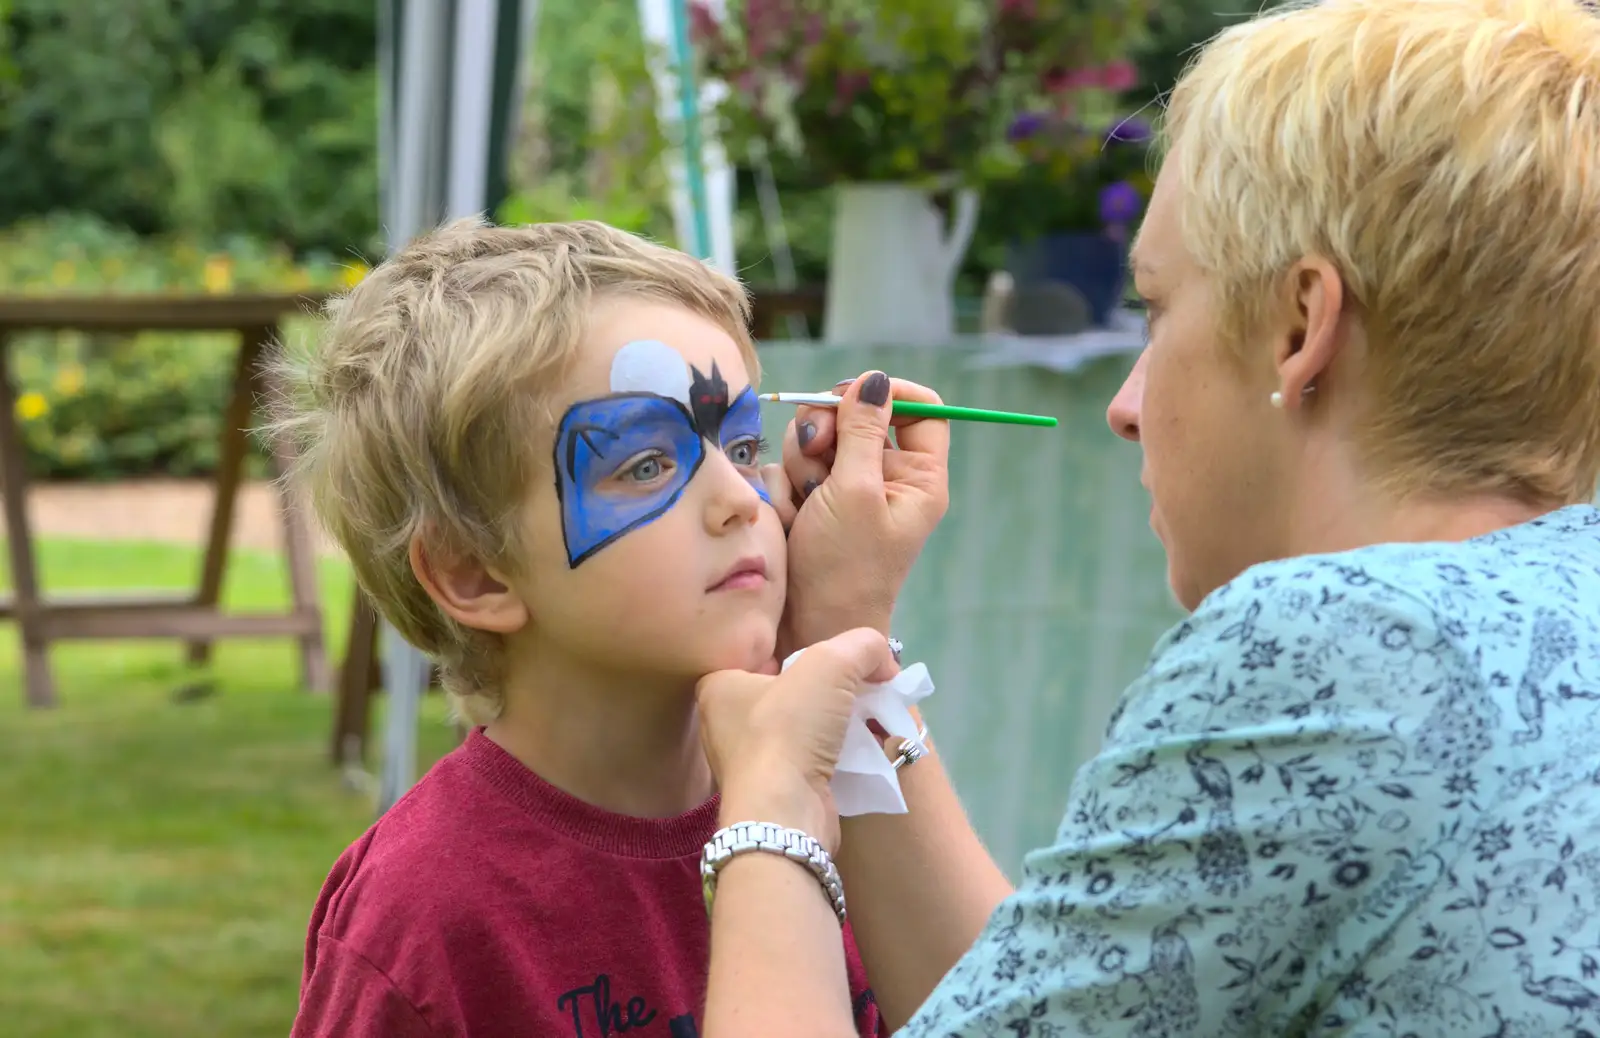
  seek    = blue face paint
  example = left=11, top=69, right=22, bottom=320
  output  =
left=554, top=356, right=768, bottom=568
left=720, top=385, right=771, bottom=506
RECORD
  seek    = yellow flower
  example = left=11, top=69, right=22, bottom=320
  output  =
left=53, top=364, right=85, bottom=397
left=203, top=255, right=234, bottom=294
left=15, top=391, right=48, bottom=422
left=339, top=262, right=370, bottom=289
left=51, top=260, right=75, bottom=286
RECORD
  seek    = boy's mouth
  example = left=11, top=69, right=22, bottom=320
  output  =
left=708, top=556, right=768, bottom=593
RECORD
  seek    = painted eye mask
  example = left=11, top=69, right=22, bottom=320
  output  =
left=553, top=340, right=769, bottom=568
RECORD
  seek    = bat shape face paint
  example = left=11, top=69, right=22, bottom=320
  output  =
left=553, top=341, right=768, bottom=569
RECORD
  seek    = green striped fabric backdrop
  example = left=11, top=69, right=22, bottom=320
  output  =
left=756, top=343, right=1184, bottom=876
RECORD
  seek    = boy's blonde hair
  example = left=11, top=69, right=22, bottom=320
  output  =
left=270, top=218, right=757, bottom=722
left=1163, top=0, right=1600, bottom=502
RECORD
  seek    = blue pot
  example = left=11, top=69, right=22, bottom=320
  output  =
left=1007, top=232, right=1128, bottom=328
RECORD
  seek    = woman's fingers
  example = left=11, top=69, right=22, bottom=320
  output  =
left=796, top=403, right=838, bottom=458
left=876, top=378, right=949, bottom=463
left=782, top=417, right=835, bottom=503
left=760, top=463, right=799, bottom=529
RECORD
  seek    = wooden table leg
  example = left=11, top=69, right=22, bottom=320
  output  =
left=332, top=589, right=380, bottom=765
left=268, top=441, right=330, bottom=694
left=0, top=333, right=57, bottom=707
left=187, top=325, right=269, bottom=668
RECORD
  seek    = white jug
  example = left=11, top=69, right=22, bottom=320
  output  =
left=823, top=183, right=980, bottom=347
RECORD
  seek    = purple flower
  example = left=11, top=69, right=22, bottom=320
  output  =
left=1107, top=117, right=1151, bottom=144
left=1008, top=112, right=1048, bottom=142
left=1099, top=181, right=1144, bottom=226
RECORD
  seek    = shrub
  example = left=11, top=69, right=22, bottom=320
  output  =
left=1, top=213, right=356, bottom=480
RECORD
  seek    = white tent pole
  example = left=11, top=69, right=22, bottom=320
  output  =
left=377, top=0, right=537, bottom=816
left=376, top=0, right=455, bottom=817
left=392, top=0, right=450, bottom=244
left=447, top=0, right=498, bottom=220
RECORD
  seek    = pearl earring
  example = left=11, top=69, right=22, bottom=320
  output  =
left=1269, top=390, right=1285, bottom=408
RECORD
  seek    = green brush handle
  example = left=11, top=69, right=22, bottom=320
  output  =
left=889, top=401, right=1059, bottom=427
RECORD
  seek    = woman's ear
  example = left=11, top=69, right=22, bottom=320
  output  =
left=1276, top=256, right=1347, bottom=403
left=409, top=535, right=528, bottom=634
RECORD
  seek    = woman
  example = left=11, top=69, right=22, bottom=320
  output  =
left=697, top=1, right=1600, bottom=1035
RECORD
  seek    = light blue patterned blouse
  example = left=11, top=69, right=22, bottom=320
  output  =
left=905, top=505, right=1600, bottom=1038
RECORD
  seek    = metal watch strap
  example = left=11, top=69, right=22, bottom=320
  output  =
left=701, top=821, right=847, bottom=924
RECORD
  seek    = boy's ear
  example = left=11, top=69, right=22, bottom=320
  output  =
left=409, top=535, right=528, bottom=634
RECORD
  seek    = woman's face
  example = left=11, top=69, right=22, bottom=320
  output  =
left=1106, top=164, right=1294, bottom=610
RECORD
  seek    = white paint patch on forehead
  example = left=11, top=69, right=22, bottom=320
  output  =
left=609, top=339, right=692, bottom=405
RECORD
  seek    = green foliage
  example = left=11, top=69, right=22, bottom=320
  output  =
left=0, top=213, right=355, bottom=480
left=498, top=0, right=676, bottom=242
left=0, top=0, right=380, bottom=254
left=500, top=179, right=662, bottom=237
left=0, top=0, right=14, bottom=86
left=692, top=0, right=1151, bottom=188
left=1131, top=0, right=1262, bottom=99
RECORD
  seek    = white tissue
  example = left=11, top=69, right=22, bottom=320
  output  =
left=779, top=649, right=936, bottom=817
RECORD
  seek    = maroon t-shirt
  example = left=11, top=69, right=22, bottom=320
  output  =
left=291, top=729, right=882, bottom=1037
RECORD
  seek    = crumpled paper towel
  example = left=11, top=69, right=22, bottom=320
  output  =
left=779, top=649, right=936, bottom=816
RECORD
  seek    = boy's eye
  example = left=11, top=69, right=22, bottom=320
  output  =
left=725, top=436, right=766, bottom=467
left=620, top=453, right=669, bottom=483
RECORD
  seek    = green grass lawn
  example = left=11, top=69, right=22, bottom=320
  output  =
left=0, top=540, right=459, bottom=1037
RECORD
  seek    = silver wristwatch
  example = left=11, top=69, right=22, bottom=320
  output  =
left=700, top=821, right=847, bottom=924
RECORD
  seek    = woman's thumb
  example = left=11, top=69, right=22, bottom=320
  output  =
left=782, top=627, right=899, bottom=692
left=829, top=371, right=894, bottom=491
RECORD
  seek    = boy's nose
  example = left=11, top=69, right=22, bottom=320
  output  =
left=702, top=453, right=764, bottom=533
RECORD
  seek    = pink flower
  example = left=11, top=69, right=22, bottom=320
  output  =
left=688, top=2, right=720, bottom=45
left=1045, top=61, right=1140, bottom=95
left=1043, top=66, right=1097, bottom=93
left=1098, top=60, right=1138, bottom=92
left=803, top=13, right=826, bottom=46
left=830, top=70, right=871, bottom=115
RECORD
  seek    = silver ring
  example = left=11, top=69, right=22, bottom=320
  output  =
left=892, top=725, right=930, bottom=771
left=888, top=636, right=904, bottom=664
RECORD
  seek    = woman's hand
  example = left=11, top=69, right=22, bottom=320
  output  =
left=696, top=628, right=898, bottom=852
left=762, top=372, right=951, bottom=649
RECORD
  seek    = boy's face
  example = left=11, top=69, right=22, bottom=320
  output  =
left=510, top=296, right=785, bottom=681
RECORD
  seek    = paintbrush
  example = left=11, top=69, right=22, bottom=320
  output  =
left=758, top=392, right=1059, bottom=428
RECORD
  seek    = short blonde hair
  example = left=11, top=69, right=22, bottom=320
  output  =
left=1164, top=0, right=1600, bottom=502
left=270, top=218, right=756, bottom=721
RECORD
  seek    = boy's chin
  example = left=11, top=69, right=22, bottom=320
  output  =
left=694, top=625, right=779, bottom=676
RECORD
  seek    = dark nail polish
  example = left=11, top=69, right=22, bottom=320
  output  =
left=859, top=371, right=891, bottom=407
left=833, top=377, right=856, bottom=389
left=803, top=479, right=820, bottom=498
left=797, top=421, right=816, bottom=449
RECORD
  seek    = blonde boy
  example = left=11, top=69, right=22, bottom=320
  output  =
left=278, top=219, right=881, bottom=1038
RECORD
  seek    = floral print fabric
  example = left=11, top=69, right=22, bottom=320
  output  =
left=905, top=505, right=1600, bottom=1038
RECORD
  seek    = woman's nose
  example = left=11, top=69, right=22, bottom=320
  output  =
left=1106, top=350, right=1147, bottom=443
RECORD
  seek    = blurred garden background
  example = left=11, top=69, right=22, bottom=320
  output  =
left=0, top=1, right=1248, bottom=1034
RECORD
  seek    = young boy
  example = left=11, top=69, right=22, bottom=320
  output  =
left=276, top=219, right=882, bottom=1037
